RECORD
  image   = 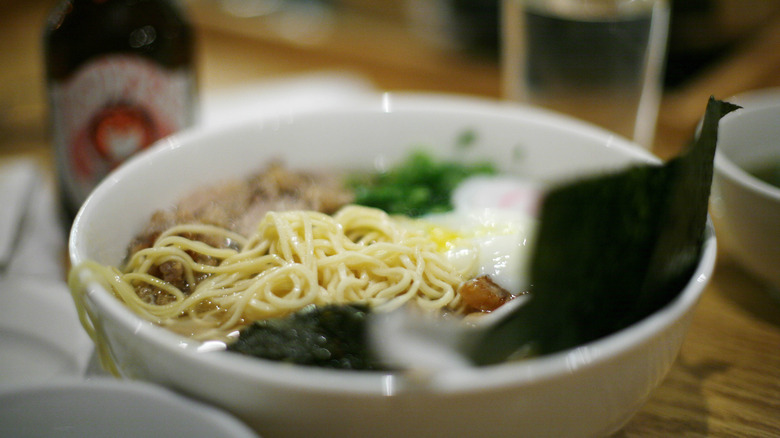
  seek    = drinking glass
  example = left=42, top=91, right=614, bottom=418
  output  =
left=501, top=0, right=670, bottom=149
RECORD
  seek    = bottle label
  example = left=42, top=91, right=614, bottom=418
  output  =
left=50, top=54, right=193, bottom=210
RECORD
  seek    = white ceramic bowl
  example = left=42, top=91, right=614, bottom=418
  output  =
left=69, top=94, right=716, bottom=438
left=712, top=88, right=780, bottom=297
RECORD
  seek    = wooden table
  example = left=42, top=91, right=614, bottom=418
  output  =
left=3, top=1, right=779, bottom=436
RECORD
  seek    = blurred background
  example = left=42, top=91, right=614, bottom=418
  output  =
left=4, top=0, right=780, bottom=168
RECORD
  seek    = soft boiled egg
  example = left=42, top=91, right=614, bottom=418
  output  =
left=418, top=175, right=542, bottom=295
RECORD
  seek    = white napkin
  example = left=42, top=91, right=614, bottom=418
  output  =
left=0, top=160, right=37, bottom=269
left=0, top=158, right=85, bottom=387
left=0, top=159, right=66, bottom=279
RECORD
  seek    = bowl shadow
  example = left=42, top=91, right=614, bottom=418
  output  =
left=610, top=355, right=730, bottom=437
left=712, top=257, right=780, bottom=328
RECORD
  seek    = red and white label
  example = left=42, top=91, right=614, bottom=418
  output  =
left=50, top=55, right=193, bottom=208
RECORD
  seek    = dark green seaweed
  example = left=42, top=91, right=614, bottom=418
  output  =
left=469, top=97, right=740, bottom=365
left=227, top=304, right=384, bottom=370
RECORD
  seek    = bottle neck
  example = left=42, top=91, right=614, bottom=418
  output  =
left=44, top=0, right=194, bottom=82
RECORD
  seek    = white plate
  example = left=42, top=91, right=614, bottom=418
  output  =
left=0, top=379, right=259, bottom=437
left=0, top=277, right=92, bottom=386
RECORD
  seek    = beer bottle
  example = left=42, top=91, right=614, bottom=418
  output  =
left=44, top=0, right=197, bottom=222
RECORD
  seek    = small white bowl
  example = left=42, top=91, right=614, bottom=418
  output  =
left=712, top=88, right=780, bottom=297
left=69, top=93, right=716, bottom=438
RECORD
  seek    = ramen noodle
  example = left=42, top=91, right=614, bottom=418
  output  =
left=73, top=205, right=477, bottom=342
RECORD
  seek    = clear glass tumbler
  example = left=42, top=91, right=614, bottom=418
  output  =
left=502, top=0, right=670, bottom=149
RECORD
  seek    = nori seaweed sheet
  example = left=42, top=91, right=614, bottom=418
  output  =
left=227, top=304, right=384, bottom=370
left=470, top=97, right=740, bottom=364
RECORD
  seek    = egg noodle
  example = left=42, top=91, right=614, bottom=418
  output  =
left=71, top=205, right=476, bottom=342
